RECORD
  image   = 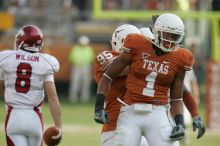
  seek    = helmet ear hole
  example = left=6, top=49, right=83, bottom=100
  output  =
left=121, top=38, right=124, bottom=43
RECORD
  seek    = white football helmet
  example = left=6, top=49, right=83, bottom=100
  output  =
left=139, top=27, right=155, bottom=40
left=153, top=13, right=185, bottom=52
left=111, top=24, right=141, bottom=52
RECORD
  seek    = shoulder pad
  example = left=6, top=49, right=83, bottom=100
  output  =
left=0, top=50, right=15, bottom=63
left=41, top=54, right=60, bottom=73
left=96, top=50, right=119, bottom=71
left=122, top=34, right=146, bottom=52
left=179, top=48, right=194, bottom=71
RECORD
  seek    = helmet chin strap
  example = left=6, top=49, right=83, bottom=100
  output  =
left=149, top=39, right=165, bottom=56
left=18, top=42, right=42, bottom=52
left=149, top=38, right=179, bottom=56
left=24, top=47, right=39, bottom=52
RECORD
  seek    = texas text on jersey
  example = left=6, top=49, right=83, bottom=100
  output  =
left=122, top=33, right=194, bottom=105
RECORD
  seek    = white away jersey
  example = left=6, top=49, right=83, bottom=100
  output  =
left=0, top=49, right=60, bottom=108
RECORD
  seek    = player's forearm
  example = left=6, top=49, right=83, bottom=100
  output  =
left=170, top=69, right=185, bottom=117
left=119, top=66, right=129, bottom=76
left=183, top=91, right=199, bottom=117
left=97, top=75, right=112, bottom=96
left=105, top=53, right=130, bottom=80
left=170, top=82, right=184, bottom=117
left=48, top=96, right=62, bottom=129
left=170, top=100, right=184, bottom=117
left=192, top=81, right=200, bottom=104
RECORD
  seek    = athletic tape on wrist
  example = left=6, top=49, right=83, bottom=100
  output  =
left=95, top=94, right=105, bottom=109
left=174, top=114, right=184, bottom=127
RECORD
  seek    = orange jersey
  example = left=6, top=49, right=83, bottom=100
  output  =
left=95, top=50, right=126, bottom=132
left=122, top=34, right=194, bottom=105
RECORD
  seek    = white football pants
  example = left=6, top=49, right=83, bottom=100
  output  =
left=101, top=131, right=149, bottom=146
left=5, top=108, right=43, bottom=146
left=114, top=104, right=179, bottom=146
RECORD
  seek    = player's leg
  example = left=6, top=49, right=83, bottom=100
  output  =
left=5, top=109, right=28, bottom=146
left=144, top=106, right=179, bottom=146
left=140, top=136, right=149, bottom=146
left=28, top=136, right=43, bottom=146
left=114, top=106, right=142, bottom=146
left=81, top=65, right=91, bottom=102
left=7, top=135, right=28, bottom=146
left=69, top=66, right=80, bottom=102
left=101, top=131, right=116, bottom=146
left=28, top=109, right=43, bottom=146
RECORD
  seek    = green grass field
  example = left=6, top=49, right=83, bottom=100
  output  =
left=0, top=100, right=220, bottom=146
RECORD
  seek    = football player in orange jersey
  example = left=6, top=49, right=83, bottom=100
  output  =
left=95, top=13, right=194, bottom=146
left=140, top=27, right=205, bottom=140
left=95, top=24, right=205, bottom=146
left=95, top=24, right=144, bottom=146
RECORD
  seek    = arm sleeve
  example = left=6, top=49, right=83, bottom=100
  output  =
left=122, top=34, right=142, bottom=55
left=48, top=56, right=60, bottom=74
left=182, top=49, right=194, bottom=71
left=45, top=74, right=55, bottom=82
left=122, top=35, right=134, bottom=53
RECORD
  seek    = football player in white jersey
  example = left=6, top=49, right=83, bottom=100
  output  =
left=0, top=25, right=62, bottom=146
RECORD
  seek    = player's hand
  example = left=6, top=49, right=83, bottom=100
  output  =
left=94, top=108, right=109, bottom=124
left=170, top=125, right=185, bottom=141
left=94, top=94, right=108, bottom=124
left=53, top=127, right=62, bottom=140
left=192, top=116, right=206, bottom=139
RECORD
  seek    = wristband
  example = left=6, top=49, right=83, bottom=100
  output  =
left=95, top=94, right=105, bottom=110
left=174, top=114, right=184, bottom=127
left=193, top=116, right=201, bottom=121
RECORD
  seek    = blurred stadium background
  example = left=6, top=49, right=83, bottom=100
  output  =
left=0, top=0, right=220, bottom=146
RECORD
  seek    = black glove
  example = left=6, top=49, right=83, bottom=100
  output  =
left=94, top=94, right=109, bottom=124
left=192, top=116, right=206, bottom=139
left=94, top=108, right=109, bottom=124
left=170, top=124, right=185, bottom=141
left=170, top=114, right=185, bottom=141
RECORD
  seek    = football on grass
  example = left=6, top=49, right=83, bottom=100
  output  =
left=43, top=126, right=62, bottom=146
